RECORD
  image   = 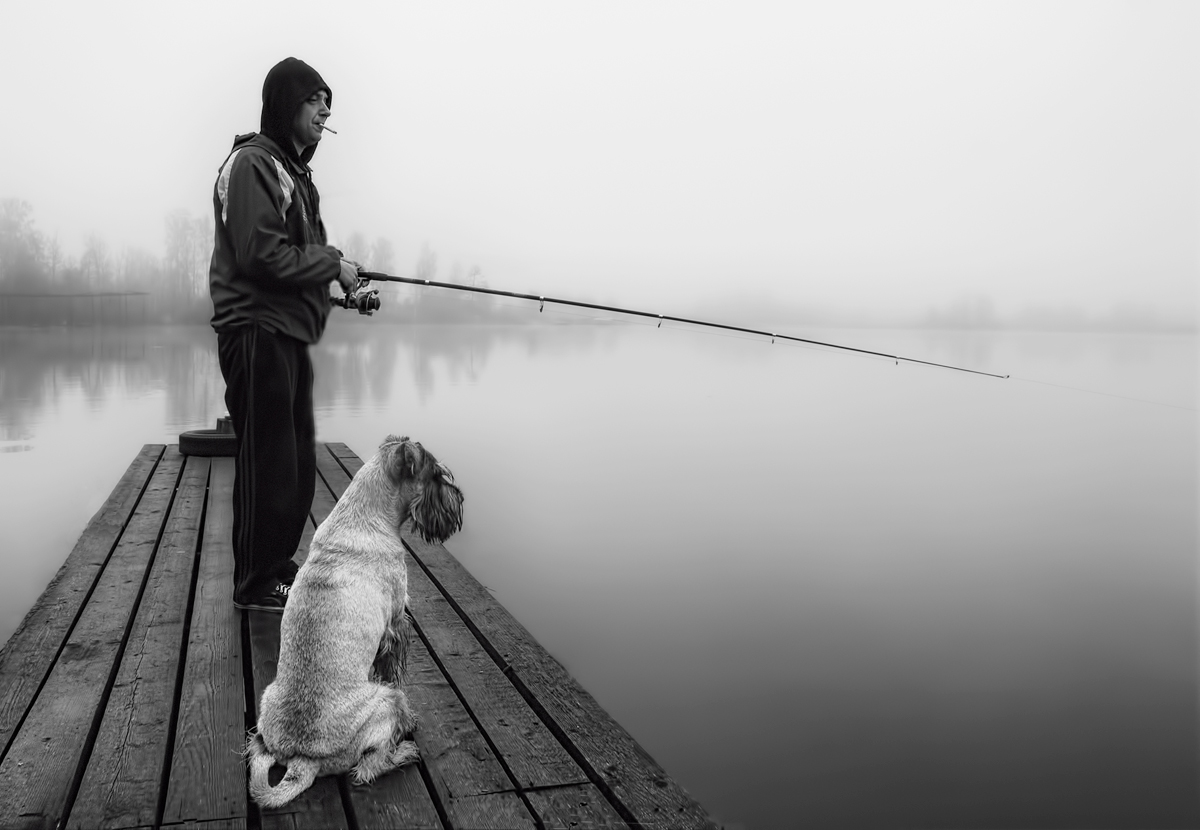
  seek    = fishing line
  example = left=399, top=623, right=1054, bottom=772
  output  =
left=353, top=272, right=1010, bottom=380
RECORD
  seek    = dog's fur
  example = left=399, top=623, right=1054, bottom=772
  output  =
left=247, top=435, right=464, bottom=808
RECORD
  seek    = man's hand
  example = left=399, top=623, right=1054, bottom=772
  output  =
left=337, top=259, right=360, bottom=294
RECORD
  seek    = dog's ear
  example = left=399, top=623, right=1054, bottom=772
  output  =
left=384, top=438, right=421, bottom=483
left=411, top=462, right=464, bottom=544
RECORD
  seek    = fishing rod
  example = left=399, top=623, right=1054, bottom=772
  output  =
left=332, top=271, right=1009, bottom=379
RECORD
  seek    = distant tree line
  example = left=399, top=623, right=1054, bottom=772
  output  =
left=0, top=198, right=212, bottom=325
left=1, top=199, right=532, bottom=327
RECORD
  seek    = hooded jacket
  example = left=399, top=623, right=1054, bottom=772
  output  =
left=209, top=58, right=340, bottom=344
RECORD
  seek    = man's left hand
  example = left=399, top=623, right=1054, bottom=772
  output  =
left=337, top=259, right=361, bottom=294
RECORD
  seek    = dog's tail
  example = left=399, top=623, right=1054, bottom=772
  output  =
left=246, top=731, right=320, bottom=808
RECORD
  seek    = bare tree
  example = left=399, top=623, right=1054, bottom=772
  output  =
left=190, top=214, right=213, bottom=297
left=342, top=231, right=370, bottom=268
left=370, top=236, right=395, bottom=274
left=0, top=199, right=46, bottom=287
left=80, top=234, right=112, bottom=289
left=414, top=242, right=437, bottom=281
left=46, top=234, right=62, bottom=284
left=164, top=210, right=193, bottom=301
left=164, top=210, right=213, bottom=308
left=119, top=247, right=159, bottom=289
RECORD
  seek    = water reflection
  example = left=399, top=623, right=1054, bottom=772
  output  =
left=310, top=318, right=614, bottom=407
left=0, top=319, right=610, bottom=445
left=0, top=326, right=225, bottom=443
left=0, top=322, right=1196, bottom=829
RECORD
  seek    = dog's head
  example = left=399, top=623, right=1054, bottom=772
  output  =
left=380, top=435, right=464, bottom=544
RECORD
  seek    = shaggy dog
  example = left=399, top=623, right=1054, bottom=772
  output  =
left=247, top=435, right=464, bottom=808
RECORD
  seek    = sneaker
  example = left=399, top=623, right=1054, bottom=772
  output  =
left=234, top=582, right=290, bottom=613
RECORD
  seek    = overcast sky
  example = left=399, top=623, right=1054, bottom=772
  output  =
left=3, top=1, right=1196, bottom=320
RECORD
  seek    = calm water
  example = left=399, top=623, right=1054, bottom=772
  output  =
left=0, top=317, right=1195, bottom=829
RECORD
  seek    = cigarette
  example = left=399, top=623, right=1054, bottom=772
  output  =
left=320, top=124, right=338, bottom=134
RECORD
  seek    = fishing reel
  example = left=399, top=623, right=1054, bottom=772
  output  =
left=332, top=276, right=381, bottom=316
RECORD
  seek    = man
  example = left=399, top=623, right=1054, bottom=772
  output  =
left=209, top=57, right=358, bottom=612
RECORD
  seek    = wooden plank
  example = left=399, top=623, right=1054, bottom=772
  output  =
left=295, top=466, right=331, bottom=571
left=405, top=563, right=591, bottom=790
left=162, top=457, right=248, bottom=825
left=70, top=452, right=210, bottom=829
left=402, top=529, right=717, bottom=829
left=163, top=820, right=247, bottom=830
left=386, top=634, right=535, bottom=830
left=313, top=444, right=352, bottom=502
left=344, top=764, right=441, bottom=830
left=439, top=795, right=538, bottom=830
left=325, top=443, right=359, bottom=462
left=0, top=448, right=184, bottom=829
left=0, top=445, right=163, bottom=760
left=246, top=612, right=348, bottom=830
left=526, top=783, right=628, bottom=829
left=293, top=513, right=317, bottom=570
left=309, top=467, right=337, bottom=526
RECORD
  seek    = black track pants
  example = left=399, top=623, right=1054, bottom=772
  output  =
left=217, top=324, right=314, bottom=603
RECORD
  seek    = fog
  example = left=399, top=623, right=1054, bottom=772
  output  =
left=2, top=1, right=1196, bottom=327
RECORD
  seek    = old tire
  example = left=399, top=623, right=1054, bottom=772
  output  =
left=179, top=428, right=238, bottom=457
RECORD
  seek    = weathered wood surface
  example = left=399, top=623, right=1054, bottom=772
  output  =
left=0, top=441, right=717, bottom=829
left=400, top=532, right=716, bottom=829
left=162, top=457, right=246, bottom=826
left=70, top=454, right=210, bottom=830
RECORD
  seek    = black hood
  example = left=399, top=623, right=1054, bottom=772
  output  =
left=260, top=57, right=332, bottom=165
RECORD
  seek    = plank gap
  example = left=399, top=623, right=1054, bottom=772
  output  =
left=479, top=780, right=597, bottom=797
left=415, top=758, right=452, bottom=830
left=238, top=612, right=261, bottom=830
left=155, top=458, right=212, bottom=828
left=335, top=775, right=362, bottom=830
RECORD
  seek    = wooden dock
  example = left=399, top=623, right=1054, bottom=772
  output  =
left=0, top=443, right=717, bottom=829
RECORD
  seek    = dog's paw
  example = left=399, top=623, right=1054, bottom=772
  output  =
left=388, top=739, right=420, bottom=768
left=399, top=709, right=420, bottom=737
left=351, top=764, right=379, bottom=786
left=352, top=739, right=419, bottom=785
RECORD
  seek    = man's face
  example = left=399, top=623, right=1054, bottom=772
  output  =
left=292, top=90, right=331, bottom=152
